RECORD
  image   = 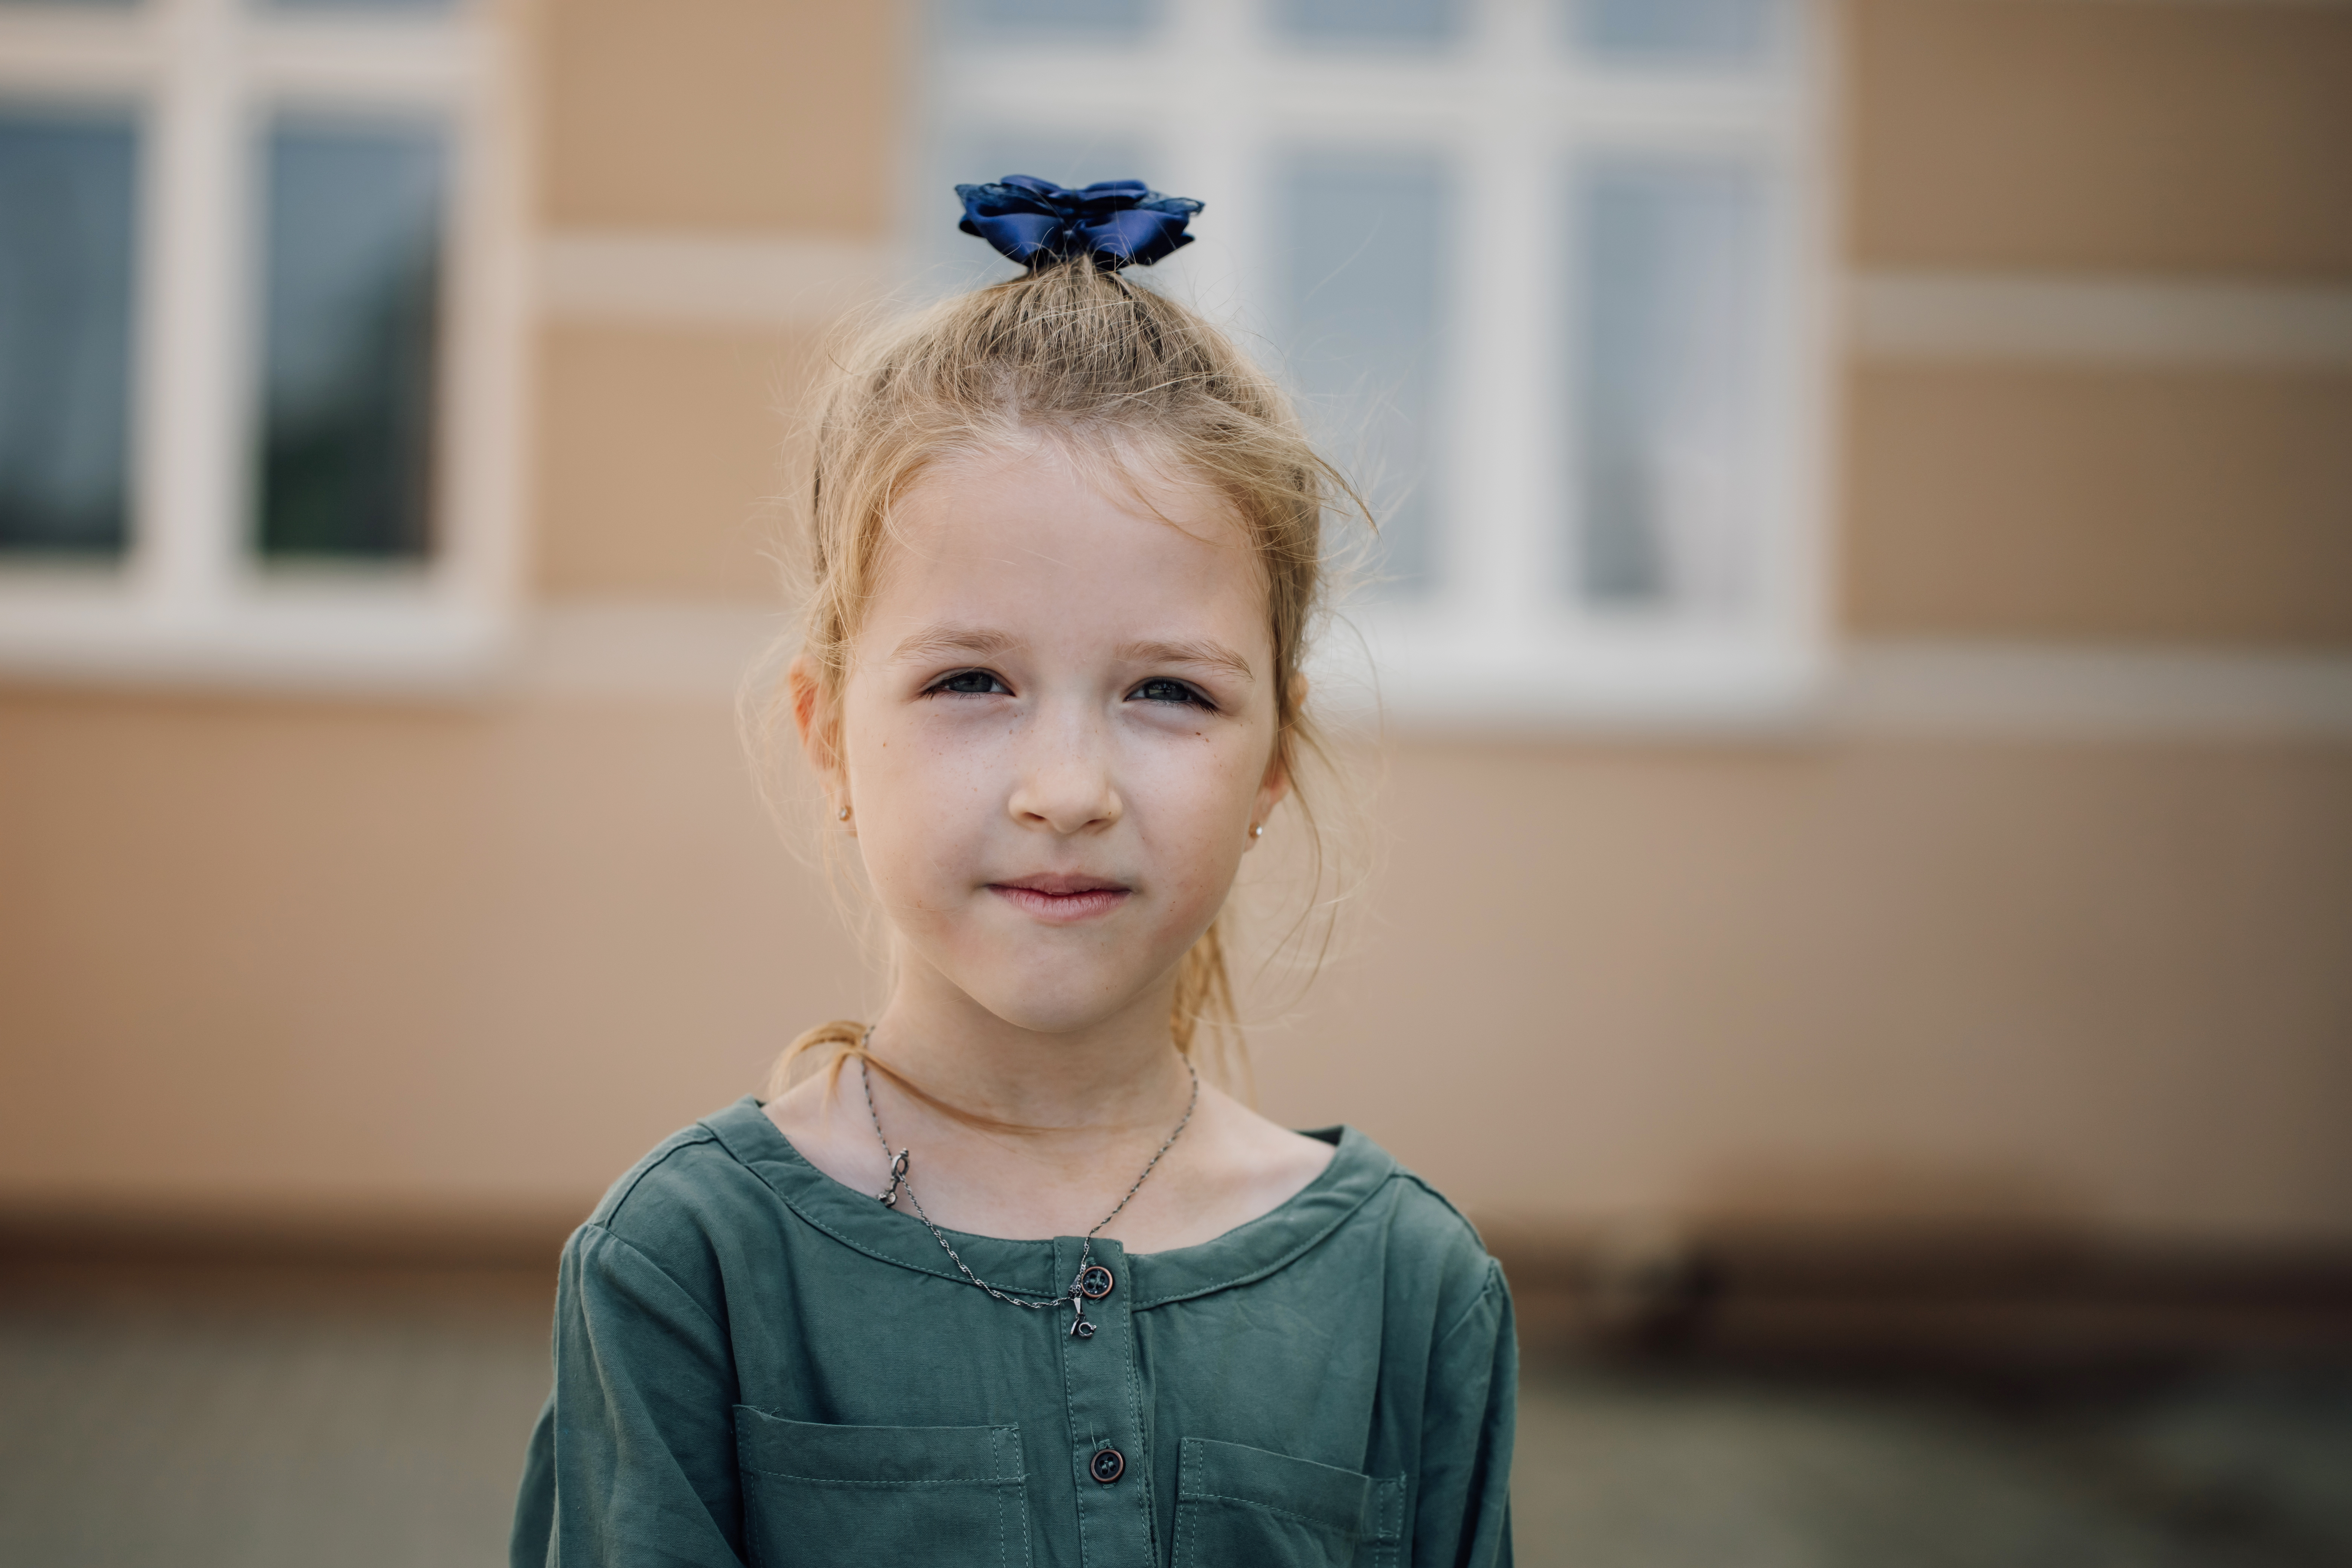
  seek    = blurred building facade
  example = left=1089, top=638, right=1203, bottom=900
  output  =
left=1, top=0, right=2347, bottom=1301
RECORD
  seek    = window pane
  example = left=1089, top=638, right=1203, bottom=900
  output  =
left=939, top=0, right=1158, bottom=42
left=1574, top=159, right=1763, bottom=611
left=1573, top=0, right=1774, bottom=67
left=1277, top=150, right=1448, bottom=591
left=0, top=109, right=136, bottom=557
left=1272, top=0, right=1461, bottom=45
left=257, top=119, right=444, bottom=560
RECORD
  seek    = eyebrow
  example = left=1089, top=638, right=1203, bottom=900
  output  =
left=890, top=624, right=1022, bottom=665
left=1118, top=639, right=1256, bottom=685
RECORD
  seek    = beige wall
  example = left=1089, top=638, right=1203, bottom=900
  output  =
left=4, top=693, right=2345, bottom=1244
left=0, top=691, right=859, bottom=1216
left=1844, top=0, right=2352, bottom=653
left=1851, top=0, right=2352, bottom=277
left=5, top=691, right=2352, bottom=1241
left=539, top=0, right=903, bottom=234
left=1266, top=738, right=2352, bottom=1245
left=535, top=323, right=819, bottom=600
left=3, top=0, right=2349, bottom=1249
left=1847, top=364, right=2352, bottom=643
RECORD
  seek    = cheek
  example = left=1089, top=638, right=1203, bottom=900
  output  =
left=841, top=698, right=975, bottom=880
left=1130, top=731, right=1262, bottom=866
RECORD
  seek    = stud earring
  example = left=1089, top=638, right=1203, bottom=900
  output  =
left=837, top=805, right=851, bottom=822
left=1249, top=823, right=1264, bottom=840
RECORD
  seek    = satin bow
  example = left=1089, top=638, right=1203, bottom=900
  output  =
left=955, top=175, right=1204, bottom=270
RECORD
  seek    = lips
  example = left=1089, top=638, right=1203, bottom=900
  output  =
left=997, top=874, right=1127, bottom=896
left=987, top=873, right=1132, bottom=924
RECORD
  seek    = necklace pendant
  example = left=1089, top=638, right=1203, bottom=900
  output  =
left=877, top=1148, right=910, bottom=1207
left=1069, top=1295, right=1097, bottom=1338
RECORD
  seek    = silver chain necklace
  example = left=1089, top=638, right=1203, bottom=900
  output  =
left=860, top=1045, right=1199, bottom=1340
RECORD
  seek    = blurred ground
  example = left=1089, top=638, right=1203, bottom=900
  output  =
left=0, top=1266, right=2346, bottom=1568
left=0, top=1266, right=547, bottom=1568
left=1515, top=1363, right=2352, bottom=1568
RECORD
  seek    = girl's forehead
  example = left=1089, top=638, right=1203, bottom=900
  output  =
left=894, top=441, right=1259, bottom=573
left=861, top=442, right=1271, bottom=650
left=918, top=434, right=1234, bottom=529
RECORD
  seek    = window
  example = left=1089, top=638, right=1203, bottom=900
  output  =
left=0, top=0, right=521, bottom=689
left=923, top=0, right=1829, bottom=723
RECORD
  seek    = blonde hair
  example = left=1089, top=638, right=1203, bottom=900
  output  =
left=751, top=257, right=1365, bottom=1102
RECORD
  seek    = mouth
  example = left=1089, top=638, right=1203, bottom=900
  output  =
left=986, top=874, right=1133, bottom=924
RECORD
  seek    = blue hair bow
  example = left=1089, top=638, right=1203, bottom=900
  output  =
left=955, top=175, right=1204, bottom=270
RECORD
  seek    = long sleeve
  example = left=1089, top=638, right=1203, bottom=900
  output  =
left=1412, top=1256, right=1517, bottom=1567
left=511, top=1223, right=747, bottom=1568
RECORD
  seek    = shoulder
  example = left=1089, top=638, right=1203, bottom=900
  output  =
left=570, top=1098, right=788, bottom=1278
left=1334, top=1130, right=1507, bottom=1328
left=1326, top=1126, right=1484, bottom=1253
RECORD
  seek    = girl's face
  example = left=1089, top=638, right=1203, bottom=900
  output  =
left=820, top=441, right=1289, bottom=1038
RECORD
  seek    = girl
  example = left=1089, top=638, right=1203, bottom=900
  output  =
left=511, top=177, right=1516, bottom=1568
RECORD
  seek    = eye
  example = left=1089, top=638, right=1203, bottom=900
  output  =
left=928, top=669, right=1011, bottom=697
left=1129, top=677, right=1215, bottom=711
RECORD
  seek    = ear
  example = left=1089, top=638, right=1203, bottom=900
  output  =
left=1250, top=673, right=1303, bottom=838
left=787, top=654, right=844, bottom=798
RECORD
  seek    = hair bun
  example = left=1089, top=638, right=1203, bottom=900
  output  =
left=954, top=175, right=1204, bottom=271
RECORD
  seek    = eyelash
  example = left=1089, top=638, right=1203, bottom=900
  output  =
left=926, top=669, right=1010, bottom=697
left=922, top=670, right=1217, bottom=712
left=1130, top=677, right=1216, bottom=712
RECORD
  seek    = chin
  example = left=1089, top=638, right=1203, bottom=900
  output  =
left=977, top=994, right=1131, bottom=1037
left=961, top=971, right=1150, bottom=1038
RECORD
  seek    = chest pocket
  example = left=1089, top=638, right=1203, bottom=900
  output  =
left=1172, top=1436, right=1406, bottom=1568
left=732, top=1407, right=1029, bottom=1568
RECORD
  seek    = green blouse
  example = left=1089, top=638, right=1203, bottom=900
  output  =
left=510, top=1097, right=1515, bottom=1567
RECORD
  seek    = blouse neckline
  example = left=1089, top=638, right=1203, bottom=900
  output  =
left=701, top=1096, right=1397, bottom=1310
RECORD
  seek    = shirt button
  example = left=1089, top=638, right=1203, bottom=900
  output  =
left=1089, top=1447, right=1125, bottom=1484
left=1077, top=1264, right=1115, bottom=1300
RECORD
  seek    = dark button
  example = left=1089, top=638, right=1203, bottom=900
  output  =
left=1089, top=1447, right=1125, bottom=1485
left=1077, top=1264, right=1115, bottom=1300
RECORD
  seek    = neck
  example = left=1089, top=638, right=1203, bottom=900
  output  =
left=868, top=960, right=1190, bottom=1140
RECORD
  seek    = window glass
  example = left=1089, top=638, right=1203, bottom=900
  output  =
left=1276, top=150, right=1447, bottom=590
left=1573, top=0, right=1773, bottom=67
left=256, top=119, right=444, bottom=560
left=0, top=109, right=137, bottom=557
left=939, top=0, right=1159, bottom=42
left=1271, top=0, right=1460, bottom=46
left=1574, top=158, right=1763, bottom=612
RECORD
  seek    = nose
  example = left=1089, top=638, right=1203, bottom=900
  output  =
left=1006, top=701, right=1122, bottom=836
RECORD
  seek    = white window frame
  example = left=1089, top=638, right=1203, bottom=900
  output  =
left=0, top=0, right=525, bottom=692
left=922, top=0, right=1834, bottom=726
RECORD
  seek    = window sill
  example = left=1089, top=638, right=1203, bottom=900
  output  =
left=0, top=572, right=509, bottom=697
left=1323, top=608, right=1825, bottom=732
